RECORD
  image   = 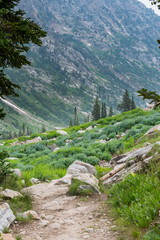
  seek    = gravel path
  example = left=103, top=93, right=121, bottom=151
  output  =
left=12, top=180, right=117, bottom=240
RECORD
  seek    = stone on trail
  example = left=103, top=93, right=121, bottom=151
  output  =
left=18, top=210, right=40, bottom=220
left=0, top=203, right=15, bottom=232
left=1, top=189, right=22, bottom=199
left=1, top=233, right=16, bottom=240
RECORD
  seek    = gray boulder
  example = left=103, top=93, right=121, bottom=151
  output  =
left=0, top=203, right=15, bottom=231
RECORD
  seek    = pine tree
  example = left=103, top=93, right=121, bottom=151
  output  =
left=101, top=103, right=107, bottom=118
left=73, top=107, right=79, bottom=126
left=41, top=124, right=46, bottom=133
left=69, top=120, right=73, bottom=127
left=84, top=115, right=90, bottom=123
left=0, top=0, right=46, bottom=119
left=108, top=106, right=114, bottom=117
left=13, top=132, right=17, bottom=139
left=130, top=95, right=137, bottom=110
left=92, top=97, right=101, bottom=121
left=117, top=90, right=131, bottom=112
left=22, top=123, right=25, bottom=135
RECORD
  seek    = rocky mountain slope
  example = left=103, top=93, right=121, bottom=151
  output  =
left=1, top=0, right=160, bottom=131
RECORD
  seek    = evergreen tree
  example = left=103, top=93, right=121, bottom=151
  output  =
left=0, top=0, right=46, bottom=118
left=18, top=129, right=23, bottom=137
left=22, top=123, right=25, bottom=135
left=69, top=120, right=73, bottom=127
left=41, top=124, right=46, bottom=133
left=117, top=90, right=131, bottom=112
left=73, top=107, right=79, bottom=126
left=13, top=132, right=17, bottom=139
left=84, top=115, right=90, bottom=123
left=8, top=131, right=12, bottom=139
left=137, top=88, right=160, bottom=109
left=130, top=95, right=137, bottom=110
left=108, top=106, right=114, bottom=117
left=101, top=102, right=107, bottom=118
left=92, top=97, right=101, bottom=121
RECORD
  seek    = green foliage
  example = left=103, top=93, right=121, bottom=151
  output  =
left=109, top=174, right=160, bottom=228
left=0, top=150, right=12, bottom=184
left=138, top=88, right=160, bottom=108
left=0, top=0, right=46, bottom=118
left=142, top=228, right=160, bottom=240
left=10, top=192, right=32, bottom=214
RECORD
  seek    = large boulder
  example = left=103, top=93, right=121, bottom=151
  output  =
left=67, top=160, right=96, bottom=176
left=56, top=161, right=99, bottom=191
left=0, top=203, right=15, bottom=231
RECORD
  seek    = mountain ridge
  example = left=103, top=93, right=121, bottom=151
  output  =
left=1, top=0, right=160, bottom=133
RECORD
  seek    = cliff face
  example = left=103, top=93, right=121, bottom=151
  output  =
left=2, top=0, right=160, bottom=127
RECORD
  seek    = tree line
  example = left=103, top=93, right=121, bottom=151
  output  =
left=69, top=89, right=136, bottom=127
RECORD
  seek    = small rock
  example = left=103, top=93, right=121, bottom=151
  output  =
left=1, top=189, right=22, bottom=199
left=39, top=220, right=49, bottom=227
left=1, top=233, right=16, bottom=240
left=23, top=210, right=40, bottom=220
left=57, top=130, right=68, bottom=135
left=86, top=126, right=92, bottom=130
left=10, top=169, right=22, bottom=178
left=50, top=223, right=61, bottom=229
left=53, top=147, right=61, bottom=152
left=83, top=235, right=89, bottom=239
left=31, top=178, right=40, bottom=185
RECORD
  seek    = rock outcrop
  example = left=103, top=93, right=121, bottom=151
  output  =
left=101, top=143, right=159, bottom=185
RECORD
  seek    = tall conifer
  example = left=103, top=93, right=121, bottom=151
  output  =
left=92, top=97, right=100, bottom=121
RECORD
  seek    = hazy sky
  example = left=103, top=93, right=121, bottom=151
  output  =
left=138, top=0, right=160, bottom=15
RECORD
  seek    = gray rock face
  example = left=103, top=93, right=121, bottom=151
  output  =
left=67, top=164, right=88, bottom=175
left=0, top=203, right=15, bottom=231
left=102, top=142, right=158, bottom=185
left=73, top=160, right=97, bottom=176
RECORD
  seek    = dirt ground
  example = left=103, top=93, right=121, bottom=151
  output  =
left=11, top=180, right=118, bottom=240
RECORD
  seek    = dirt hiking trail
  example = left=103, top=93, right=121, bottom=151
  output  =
left=12, top=180, right=118, bottom=240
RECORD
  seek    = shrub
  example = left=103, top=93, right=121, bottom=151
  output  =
left=124, top=137, right=135, bottom=150
left=142, top=228, right=160, bottom=240
left=85, top=156, right=99, bottom=165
